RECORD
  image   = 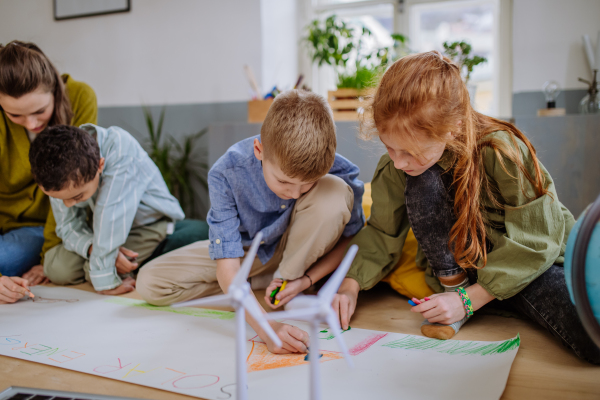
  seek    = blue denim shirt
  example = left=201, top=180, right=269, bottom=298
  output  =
left=207, top=135, right=365, bottom=264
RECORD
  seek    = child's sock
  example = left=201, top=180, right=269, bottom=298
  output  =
left=420, top=275, right=471, bottom=340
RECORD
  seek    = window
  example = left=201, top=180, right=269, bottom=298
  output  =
left=301, top=0, right=512, bottom=117
left=409, top=0, right=499, bottom=115
left=302, top=0, right=398, bottom=96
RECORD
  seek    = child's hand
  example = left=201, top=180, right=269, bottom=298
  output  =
left=263, top=320, right=309, bottom=354
left=22, top=265, right=50, bottom=286
left=115, top=247, right=139, bottom=274
left=332, top=278, right=360, bottom=330
left=97, top=276, right=136, bottom=296
left=410, top=292, right=465, bottom=324
left=264, top=276, right=309, bottom=309
left=0, top=276, right=33, bottom=304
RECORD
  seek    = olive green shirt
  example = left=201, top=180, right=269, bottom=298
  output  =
left=347, top=131, right=575, bottom=300
left=0, top=74, right=97, bottom=263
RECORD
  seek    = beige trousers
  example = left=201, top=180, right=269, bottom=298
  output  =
left=44, top=220, right=168, bottom=285
left=137, top=174, right=354, bottom=306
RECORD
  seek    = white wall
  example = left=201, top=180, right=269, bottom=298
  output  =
left=512, top=0, right=600, bottom=93
left=0, top=0, right=263, bottom=107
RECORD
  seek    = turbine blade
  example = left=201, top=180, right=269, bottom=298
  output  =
left=266, top=308, right=319, bottom=322
left=244, top=296, right=282, bottom=348
left=318, top=244, right=359, bottom=304
left=232, top=232, right=263, bottom=288
left=172, top=293, right=232, bottom=309
left=326, top=311, right=354, bottom=368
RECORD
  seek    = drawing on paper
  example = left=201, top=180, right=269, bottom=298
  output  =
left=28, top=296, right=79, bottom=303
left=382, top=334, right=521, bottom=355
left=246, top=336, right=342, bottom=372
left=0, top=286, right=521, bottom=400
left=105, top=297, right=235, bottom=320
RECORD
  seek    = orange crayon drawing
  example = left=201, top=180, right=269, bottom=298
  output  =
left=49, top=350, right=85, bottom=363
left=12, top=342, right=34, bottom=351
left=246, top=340, right=342, bottom=373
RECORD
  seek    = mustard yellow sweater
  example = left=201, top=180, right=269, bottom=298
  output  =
left=0, top=74, right=97, bottom=263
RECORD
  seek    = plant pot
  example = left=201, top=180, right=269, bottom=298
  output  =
left=328, top=88, right=375, bottom=121
left=248, top=99, right=274, bottom=123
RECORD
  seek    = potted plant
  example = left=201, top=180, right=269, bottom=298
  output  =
left=442, top=41, right=487, bottom=104
left=303, top=15, right=408, bottom=119
left=142, top=106, right=208, bottom=218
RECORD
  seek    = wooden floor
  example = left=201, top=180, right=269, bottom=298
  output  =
left=1, top=282, right=599, bottom=399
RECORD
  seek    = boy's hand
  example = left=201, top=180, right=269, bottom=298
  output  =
left=97, top=276, right=136, bottom=296
left=332, top=278, right=360, bottom=330
left=0, top=276, right=33, bottom=304
left=264, top=320, right=310, bottom=354
left=264, top=276, right=310, bottom=309
left=22, top=265, right=50, bottom=286
left=411, top=292, right=465, bottom=325
left=115, top=247, right=139, bottom=274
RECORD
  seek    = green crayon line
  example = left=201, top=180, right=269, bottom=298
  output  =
left=381, top=334, right=520, bottom=356
left=105, top=298, right=235, bottom=320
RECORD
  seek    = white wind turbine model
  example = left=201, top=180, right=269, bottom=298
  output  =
left=172, top=232, right=281, bottom=400
left=266, top=244, right=359, bottom=400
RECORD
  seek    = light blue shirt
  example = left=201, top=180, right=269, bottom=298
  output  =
left=207, top=135, right=365, bottom=264
left=51, top=124, right=184, bottom=291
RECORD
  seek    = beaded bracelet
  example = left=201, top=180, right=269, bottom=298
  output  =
left=456, top=287, right=474, bottom=319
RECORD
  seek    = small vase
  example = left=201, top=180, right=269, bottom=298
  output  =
left=578, top=70, right=599, bottom=114
left=579, top=92, right=600, bottom=114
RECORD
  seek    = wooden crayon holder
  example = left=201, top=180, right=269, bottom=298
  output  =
left=328, top=88, right=375, bottom=121
left=247, top=99, right=274, bottom=123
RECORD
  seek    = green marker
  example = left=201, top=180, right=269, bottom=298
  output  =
left=270, top=286, right=281, bottom=305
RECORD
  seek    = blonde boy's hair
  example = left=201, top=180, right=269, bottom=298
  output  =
left=260, top=90, right=336, bottom=182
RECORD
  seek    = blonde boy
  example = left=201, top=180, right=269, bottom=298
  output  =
left=137, top=90, right=364, bottom=353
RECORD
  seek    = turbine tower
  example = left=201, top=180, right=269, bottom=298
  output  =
left=173, top=232, right=281, bottom=400
left=266, top=245, right=359, bottom=400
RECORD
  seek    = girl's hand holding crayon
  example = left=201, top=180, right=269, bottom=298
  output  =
left=409, top=293, right=466, bottom=325
left=264, top=276, right=310, bottom=309
left=0, top=275, right=34, bottom=304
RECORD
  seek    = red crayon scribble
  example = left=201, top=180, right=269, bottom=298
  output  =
left=248, top=335, right=265, bottom=344
left=94, top=358, right=132, bottom=374
left=172, top=374, right=220, bottom=389
left=349, top=333, right=388, bottom=356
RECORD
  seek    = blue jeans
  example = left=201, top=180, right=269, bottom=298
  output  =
left=404, top=163, right=600, bottom=364
left=0, top=226, right=45, bottom=276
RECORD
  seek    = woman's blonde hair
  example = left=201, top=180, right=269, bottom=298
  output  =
left=0, top=40, right=73, bottom=126
left=363, top=51, right=549, bottom=269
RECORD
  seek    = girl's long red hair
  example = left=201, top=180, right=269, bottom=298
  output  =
left=362, top=51, right=549, bottom=269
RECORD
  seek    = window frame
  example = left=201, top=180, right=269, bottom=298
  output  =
left=300, top=0, right=513, bottom=117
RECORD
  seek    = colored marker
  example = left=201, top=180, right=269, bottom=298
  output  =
left=274, top=280, right=287, bottom=305
left=408, top=297, right=430, bottom=307
left=272, top=280, right=288, bottom=305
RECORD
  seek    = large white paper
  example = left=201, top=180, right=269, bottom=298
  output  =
left=0, top=286, right=519, bottom=400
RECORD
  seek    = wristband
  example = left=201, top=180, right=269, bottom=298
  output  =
left=304, top=274, right=313, bottom=287
left=456, top=287, right=474, bottom=319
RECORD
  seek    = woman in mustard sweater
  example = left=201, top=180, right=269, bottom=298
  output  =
left=0, top=40, right=97, bottom=301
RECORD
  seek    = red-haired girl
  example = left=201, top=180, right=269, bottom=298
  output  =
left=333, top=51, right=600, bottom=364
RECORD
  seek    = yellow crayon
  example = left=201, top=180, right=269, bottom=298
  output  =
left=274, top=280, right=287, bottom=305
